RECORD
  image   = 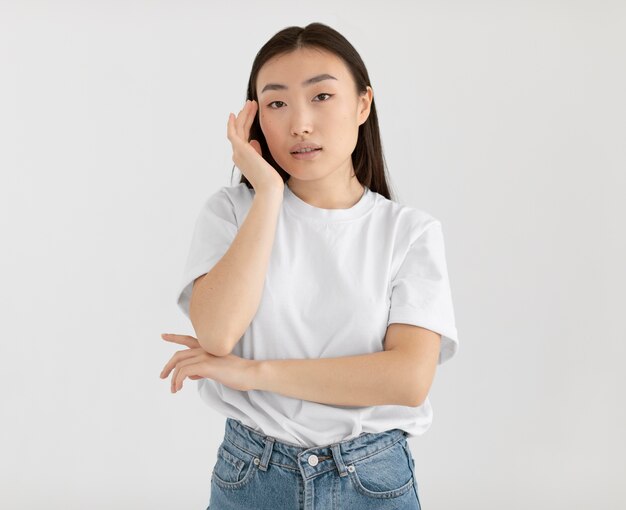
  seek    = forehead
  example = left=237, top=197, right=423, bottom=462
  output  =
left=256, top=48, right=351, bottom=94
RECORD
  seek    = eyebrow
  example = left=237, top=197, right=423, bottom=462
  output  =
left=260, top=74, right=338, bottom=94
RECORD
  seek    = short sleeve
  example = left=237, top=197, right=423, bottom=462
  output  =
left=176, top=188, right=238, bottom=320
left=388, top=220, right=459, bottom=365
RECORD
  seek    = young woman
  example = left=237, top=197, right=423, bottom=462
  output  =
left=160, top=22, right=459, bottom=510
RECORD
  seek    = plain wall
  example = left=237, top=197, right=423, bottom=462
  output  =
left=1, top=1, right=624, bottom=508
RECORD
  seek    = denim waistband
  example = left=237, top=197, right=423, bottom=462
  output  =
left=222, top=417, right=408, bottom=481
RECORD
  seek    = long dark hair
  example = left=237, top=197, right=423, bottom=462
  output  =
left=230, top=22, right=395, bottom=201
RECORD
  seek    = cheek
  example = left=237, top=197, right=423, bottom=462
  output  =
left=260, top=117, right=277, bottom=143
left=330, top=113, right=355, bottom=139
left=259, top=119, right=285, bottom=162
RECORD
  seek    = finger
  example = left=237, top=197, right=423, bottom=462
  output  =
left=231, top=104, right=245, bottom=141
left=243, top=100, right=257, bottom=141
left=236, top=99, right=257, bottom=142
left=171, top=355, right=207, bottom=392
left=249, top=139, right=262, bottom=156
left=234, top=103, right=248, bottom=140
left=175, top=363, right=209, bottom=389
left=226, top=112, right=237, bottom=143
left=173, top=359, right=206, bottom=393
left=161, top=348, right=200, bottom=379
left=227, top=112, right=246, bottom=151
left=161, top=333, right=200, bottom=348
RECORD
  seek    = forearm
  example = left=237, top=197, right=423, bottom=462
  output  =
left=190, top=188, right=283, bottom=356
left=252, top=351, right=421, bottom=407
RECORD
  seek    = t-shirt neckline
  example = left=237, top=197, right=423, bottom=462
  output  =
left=283, top=182, right=376, bottom=222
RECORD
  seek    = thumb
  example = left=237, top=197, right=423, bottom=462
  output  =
left=249, top=139, right=262, bottom=156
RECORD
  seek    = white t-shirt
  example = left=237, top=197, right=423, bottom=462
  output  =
left=176, top=182, right=459, bottom=447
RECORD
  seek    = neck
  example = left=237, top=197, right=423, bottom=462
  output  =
left=286, top=177, right=365, bottom=210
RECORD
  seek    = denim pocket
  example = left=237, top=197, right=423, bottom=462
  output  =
left=347, top=439, right=415, bottom=499
left=403, top=440, right=421, bottom=509
left=211, top=440, right=257, bottom=490
left=403, top=440, right=416, bottom=469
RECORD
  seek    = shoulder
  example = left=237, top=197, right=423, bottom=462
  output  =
left=206, top=182, right=254, bottom=206
left=221, top=182, right=255, bottom=202
left=196, top=182, right=255, bottom=228
left=371, top=191, right=441, bottom=244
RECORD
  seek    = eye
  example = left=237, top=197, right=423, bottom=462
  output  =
left=267, top=93, right=333, bottom=110
left=313, top=93, right=333, bottom=102
left=267, top=100, right=286, bottom=109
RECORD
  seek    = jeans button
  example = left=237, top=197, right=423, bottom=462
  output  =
left=307, top=454, right=319, bottom=466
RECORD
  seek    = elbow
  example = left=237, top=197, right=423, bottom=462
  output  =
left=197, top=334, right=233, bottom=357
left=405, top=384, right=427, bottom=407
left=189, top=313, right=235, bottom=358
left=407, top=392, right=426, bottom=407
left=191, top=321, right=235, bottom=357
left=403, top=365, right=435, bottom=407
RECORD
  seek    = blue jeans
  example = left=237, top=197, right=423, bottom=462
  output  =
left=207, top=417, right=421, bottom=510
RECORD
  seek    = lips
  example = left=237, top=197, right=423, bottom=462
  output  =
left=290, top=142, right=322, bottom=154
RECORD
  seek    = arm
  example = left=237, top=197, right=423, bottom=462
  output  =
left=251, top=324, right=441, bottom=407
left=190, top=188, right=283, bottom=357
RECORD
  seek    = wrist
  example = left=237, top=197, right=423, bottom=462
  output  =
left=249, top=359, right=270, bottom=392
left=255, top=182, right=285, bottom=201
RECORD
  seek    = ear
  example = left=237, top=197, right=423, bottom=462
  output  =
left=357, top=86, right=374, bottom=126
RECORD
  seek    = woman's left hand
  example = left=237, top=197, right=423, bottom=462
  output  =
left=159, top=333, right=258, bottom=393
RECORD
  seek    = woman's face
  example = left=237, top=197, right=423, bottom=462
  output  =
left=256, top=47, right=373, bottom=183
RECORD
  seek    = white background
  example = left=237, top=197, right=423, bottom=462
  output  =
left=1, top=1, right=625, bottom=509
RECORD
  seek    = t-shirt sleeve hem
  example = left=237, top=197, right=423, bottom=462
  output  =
left=175, top=259, right=221, bottom=320
left=387, top=309, right=459, bottom=365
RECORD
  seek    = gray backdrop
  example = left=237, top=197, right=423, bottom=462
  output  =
left=1, top=1, right=624, bottom=509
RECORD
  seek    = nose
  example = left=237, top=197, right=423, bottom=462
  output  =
left=290, top=105, right=314, bottom=137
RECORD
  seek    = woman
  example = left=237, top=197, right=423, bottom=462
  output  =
left=160, top=22, right=459, bottom=510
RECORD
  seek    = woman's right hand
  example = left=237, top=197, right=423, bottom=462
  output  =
left=227, top=99, right=284, bottom=195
